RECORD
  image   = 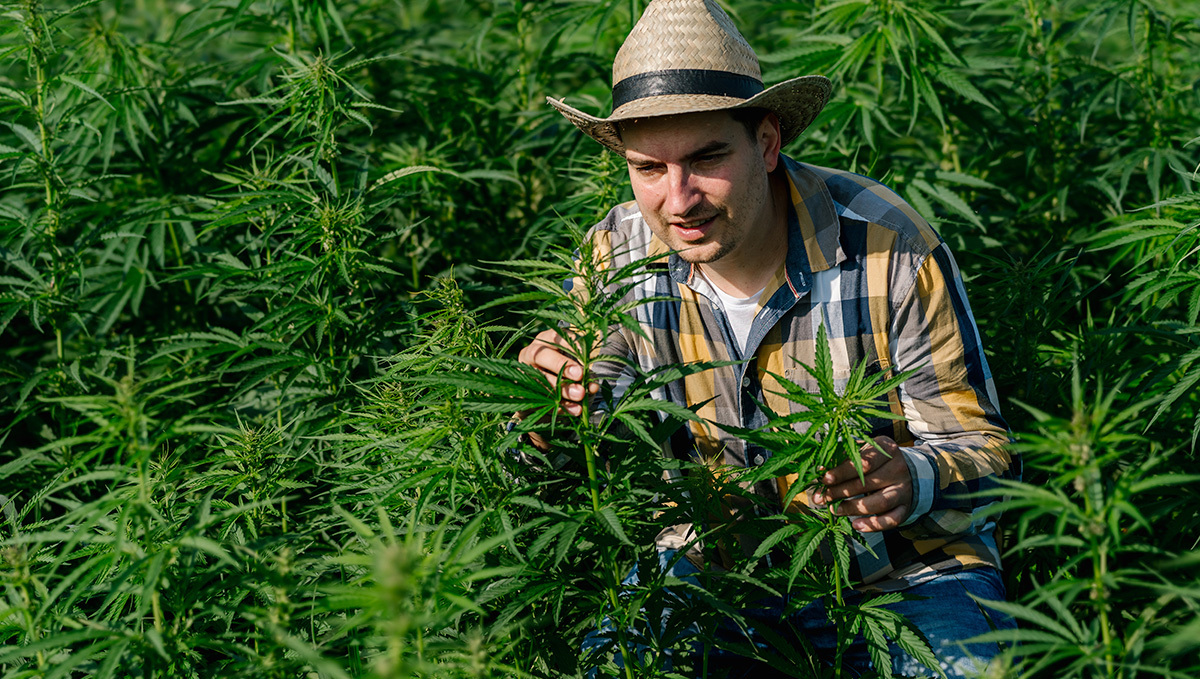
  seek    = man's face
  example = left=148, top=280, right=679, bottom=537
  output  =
left=621, top=111, right=779, bottom=265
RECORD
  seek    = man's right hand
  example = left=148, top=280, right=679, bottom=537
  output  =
left=515, top=329, right=599, bottom=449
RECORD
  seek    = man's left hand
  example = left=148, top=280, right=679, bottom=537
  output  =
left=812, top=436, right=912, bottom=532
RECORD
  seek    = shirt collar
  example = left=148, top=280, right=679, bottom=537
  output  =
left=782, top=154, right=845, bottom=275
left=662, top=153, right=845, bottom=289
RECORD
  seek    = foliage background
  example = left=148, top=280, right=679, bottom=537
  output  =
left=0, top=0, right=1198, bottom=677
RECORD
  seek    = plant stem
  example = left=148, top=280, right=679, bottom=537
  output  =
left=417, top=621, right=424, bottom=665
left=33, top=37, right=56, bottom=228
left=515, top=1, right=530, bottom=113
left=152, top=589, right=165, bottom=633
left=829, top=512, right=844, bottom=607
left=834, top=561, right=843, bottom=607
left=1095, top=542, right=1115, bottom=678
left=168, top=222, right=193, bottom=294
left=18, top=583, right=45, bottom=669
left=581, top=434, right=602, bottom=515
left=832, top=518, right=844, bottom=679
left=580, top=393, right=634, bottom=679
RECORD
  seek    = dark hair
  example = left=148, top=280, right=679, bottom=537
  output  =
left=615, top=108, right=772, bottom=150
left=729, top=107, right=771, bottom=140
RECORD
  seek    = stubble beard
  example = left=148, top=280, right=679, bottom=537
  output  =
left=675, top=234, right=737, bottom=264
left=670, top=168, right=772, bottom=267
left=658, top=207, right=740, bottom=264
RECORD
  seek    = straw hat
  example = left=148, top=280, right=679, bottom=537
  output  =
left=548, top=0, right=831, bottom=154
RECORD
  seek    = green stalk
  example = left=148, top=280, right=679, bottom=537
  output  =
left=168, top=222, right=192, bottom=294
left=1095, top=542, right=1115, bottom=678
left=515, top=1, right=530, bottom=113
left=824, top=505, right=845, bottom=607
left=579, top=401, right=636, bottom=679
left=33, top=40, right=56, bottom=230
left=1023, top=0, right=1043, bottom=57
left=417, top=623, right=424, bottom=665
left=580, top=421, right=603, bottom=514
left=833, top=559, right=843, bottom=606
left=1075, top=427, right=1115, bottom=677
left=28, top=2, right=70, bottom=374
left=152, top=590, right=165, bottom=633
left=831, top=513, right=844, bottom=679
left=17, top=583, right=45, bottom=669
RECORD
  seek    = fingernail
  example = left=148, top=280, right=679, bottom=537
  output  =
left=570, top=385, right=583, bottom=399
left=568, top=366, right=582, bottom=380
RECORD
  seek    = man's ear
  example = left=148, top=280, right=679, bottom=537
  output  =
left=759, top=113, right=783, bottom=172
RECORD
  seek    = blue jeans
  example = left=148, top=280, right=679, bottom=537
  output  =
left=582, top=549, right=1016, bottom=678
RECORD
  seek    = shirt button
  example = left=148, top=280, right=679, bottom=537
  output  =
left=752, top=453, right=765, bottom=466
left=741, top=376, right=751, bottom=388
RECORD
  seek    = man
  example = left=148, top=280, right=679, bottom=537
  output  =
left=518, top=0, right=1018, bottom=676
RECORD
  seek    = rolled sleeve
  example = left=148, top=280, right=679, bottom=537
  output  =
left=899, top=446, right=935, bottom=527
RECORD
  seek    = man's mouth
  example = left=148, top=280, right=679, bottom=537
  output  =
left=671, top=216, right=716, bottom=241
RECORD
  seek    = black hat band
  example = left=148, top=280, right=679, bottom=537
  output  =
left=612, top=69, right=764, bottom=109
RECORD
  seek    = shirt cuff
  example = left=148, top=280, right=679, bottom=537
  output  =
left=900, top=446, right=935, bottom=527
left=505, top=416, right=539, bottom=461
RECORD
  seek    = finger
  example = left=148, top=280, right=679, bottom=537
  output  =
left=531, top=327, right=571, bottom=348
left=851, top=505, right=909, bottom=533
left=863, top=435, right=900, bottom=454
left=520, top=330, right=581, bottom=376
left=518, top=330, right=604, bottom=419
left=815, top=479, right=863, bottom=504
left=818, top=459, right=857, bottom=487
left=560, top=382, right=584, bottom=401
left=831, top=485, right=907, bottom=517
left=820, top=437, right=901, bottom=486
left=822, top=456, right=911, bottom=501
left=531, top=346, right=582, bottom=383
left=820, top=451, right=884, bottom=487
left=525, top=347, right=589, bottom=399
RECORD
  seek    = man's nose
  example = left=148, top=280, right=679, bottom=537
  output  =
left=664, top=166, right=702, bottom=216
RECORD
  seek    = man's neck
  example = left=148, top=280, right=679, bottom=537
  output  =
left=698, top=169, right=790, bottom=297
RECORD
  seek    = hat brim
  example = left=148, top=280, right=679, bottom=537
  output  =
left=548, top=75, right=831, bottom=155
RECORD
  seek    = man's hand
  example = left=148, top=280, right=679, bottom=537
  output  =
left=812, top=436, right=912, bottom=532
left=515, top=329, right=599, bottom=449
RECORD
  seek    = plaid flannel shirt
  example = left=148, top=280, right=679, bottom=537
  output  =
left=580, top=155, right=1016, bottom=591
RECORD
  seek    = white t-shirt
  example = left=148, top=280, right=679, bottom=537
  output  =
left=699, top=269, right=764, bottom=357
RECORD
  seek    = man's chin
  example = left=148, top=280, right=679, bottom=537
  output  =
left=675, top=242, right=729, bottom=264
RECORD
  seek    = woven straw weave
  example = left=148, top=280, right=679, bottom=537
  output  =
left=548, top=0, right=830, bottom=154
left=612, top=0, right=761, bottom=83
